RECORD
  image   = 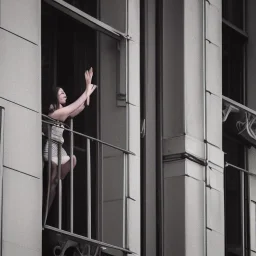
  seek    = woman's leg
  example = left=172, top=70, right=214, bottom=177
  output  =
left=47, top=156, right=77, bottom=213
left=48, top=162, right=58, bottom=211
left=61, top=155, right=77, bottom=180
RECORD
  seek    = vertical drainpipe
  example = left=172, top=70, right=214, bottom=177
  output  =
left=202, top=0, right=208, bottom=255
left=156, top=0, right=164, bottom=255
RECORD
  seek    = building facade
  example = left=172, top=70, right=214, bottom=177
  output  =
left=0, top=0, right=255, bottom=256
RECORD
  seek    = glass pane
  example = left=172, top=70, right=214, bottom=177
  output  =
left=64, top=0, right=97, bottom=17
left=223, top=0, right=244, bottom=29
left=63, top=0, right=127, bottom=33
left=223, top=137, right=244, bottom=256
left=222, top=25, right=245, bottom=104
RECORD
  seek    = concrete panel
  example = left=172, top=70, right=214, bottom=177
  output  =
left=208, top=144, right=224, bottom=168
left=103, top=155, right=123, bottom=201
left=2, top=240, right=41, bottom=256
left=163, top=136, right=186, bottom=155
left=164, top=160, right=185, bottom=178
left=185, top=177, right=204, bottom=256
left=128, top=41, right=140, bottom=106
left=207, top=188, right=224, bottom=234
left=100, top=33, right=127, bottom=154
left=0, top=99, right=41, bottom=178
left=3, top=168, right=42, bottom=252
left=128, top=0, right=140, bottom=42
left=207, top=229, right=224, bottom=256
left=100, top=0, right=126, bottom=32
left=164, top=176, right=185, bottom=256
left=165, top=176, right=205, bottom=256
left=128, top=154, right=140, bottom=201
left=0, top=29, right=40, bottom=112
left=250, top=172, right=256, bottom=201
left=206, top=41, right=222, bottom=96
left=206, top=2, right=221, bottom=47
left=0, top=0, right=39, bottom=44
left=250, top=201, right=256, bottom=251
left=206, top=93, right=222, bottom=148
left=127, top=199, right=140, bottom=254
left=163, top=0, right=184, bottom=138
left=163, top=135, right=205, bottom=160
left=103, top=199, right=123, bottom=247
left=207, top=167, right=223, bottom=193
left=248, top=148, right=256, bottom=175
left=208, top=161, right=223, bottom=173
left=184, top=0, right=204, bottom=141
left=164, top=159, right=204, bottom=181
left=185, top=135, right=205, bottom=159
left=186, top=160, right=205, bottom=181
left=129, top=104, right=140, bottom=157
left=142, top=4, right=157, bottom=254
left=209, top=0, right=221, bottom=10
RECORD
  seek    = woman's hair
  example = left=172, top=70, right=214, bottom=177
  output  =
left=48, top=86, right=61, bottom=114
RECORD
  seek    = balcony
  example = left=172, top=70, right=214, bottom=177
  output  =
left=42, top=114, right=134, bottom=256
left=222, top=95, right=256, bottom=149
left=222, top=95, right=256, bottom=178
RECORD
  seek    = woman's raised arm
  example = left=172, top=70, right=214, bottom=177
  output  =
left=49, top=84, right=96, bottom=122
left=69, top=103, right=85, bottom=118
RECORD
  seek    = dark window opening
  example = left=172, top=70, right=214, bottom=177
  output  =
left=63, top=0, right=97, bottom=18
left=63, top=0, right=127, bottom=33
left=42, top=2, right=98, bottom=254
left=223, top=137, right=245, bottom=256
left=222, top=1, right=250, bottom=255
left=222, top=0, right=244, bottom=30
left=222, top=24, right=245, bottom=104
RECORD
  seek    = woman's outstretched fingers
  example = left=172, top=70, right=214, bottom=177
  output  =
left=86, top=68, right=93, bottom=106
left=89, top=67, right=93, bottom=81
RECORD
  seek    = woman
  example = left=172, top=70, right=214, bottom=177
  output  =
left=43, top=68, right=96, bottom=211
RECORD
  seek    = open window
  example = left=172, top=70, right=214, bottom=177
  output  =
left=41, top=0, right=132, bottom=255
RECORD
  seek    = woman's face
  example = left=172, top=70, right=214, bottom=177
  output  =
left=58, top=88, right=67, bottom=105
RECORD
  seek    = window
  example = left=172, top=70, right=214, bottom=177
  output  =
left=223, top=0, right=245, bottom=30
left=222, top=0, right=250, bottom=255
left=62, top=0, right=127, bottom=32
left=41, top=0, right=131, bottom=255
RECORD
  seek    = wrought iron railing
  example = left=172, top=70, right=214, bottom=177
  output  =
left=41, top=114, right=134, bottom=256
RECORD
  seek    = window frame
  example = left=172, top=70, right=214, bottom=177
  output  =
left=222, top=0, right=250, bottom=255
left=41, top=0, right=131, bottom=250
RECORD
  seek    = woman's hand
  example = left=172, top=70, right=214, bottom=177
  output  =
left=85, top=67, right=94, bottom=106
left=85, top=67, right=93, bottom=87
left=85, top=83, right=97, bottom=98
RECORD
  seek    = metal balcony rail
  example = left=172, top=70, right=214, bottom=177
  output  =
left=222, top=96, right=256, bottom=122
left=41, top=114, right=134, bottom=255
left=222, top=96, right=256, bottom=147
left=222, top=96, right=256, bottom=178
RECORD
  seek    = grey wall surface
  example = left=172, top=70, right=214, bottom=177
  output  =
left=205, top=1, right=224, bottom=256
left=99, top=0, right=140, bottom=254
left=141, top=0, right=157, bottom=255
left=0, top=1, right=42, bottom=256
left=162, top=0, right=224, bottom=255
